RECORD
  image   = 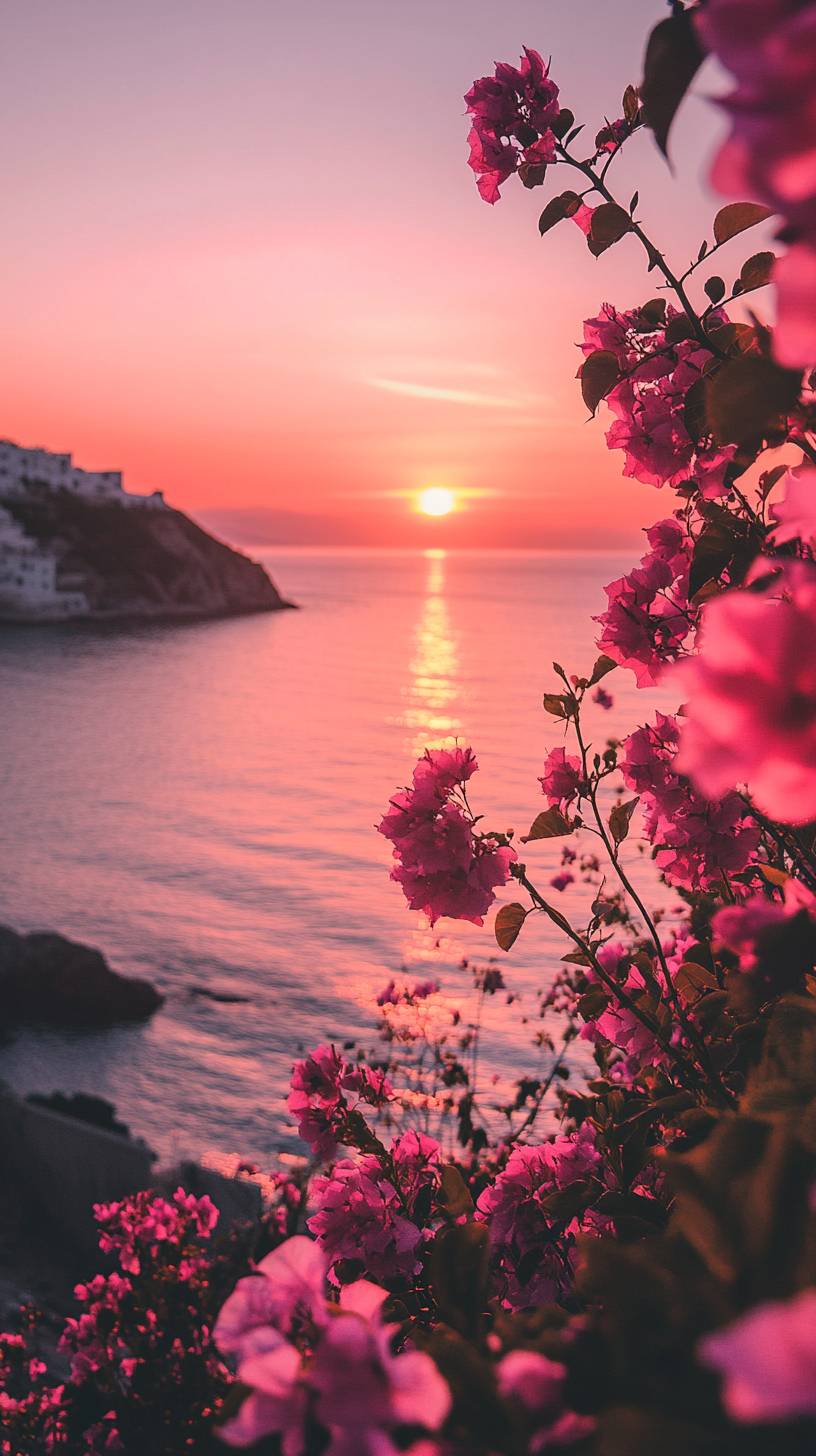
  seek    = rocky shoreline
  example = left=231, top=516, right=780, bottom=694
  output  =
left=0, top=924, right=163, bottom=1030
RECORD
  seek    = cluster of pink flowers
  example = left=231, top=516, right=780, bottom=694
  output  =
left=578, top=942, right=671, bottom=1083
left=93, top=1186, right=218, bottom=1277
left=581, top=304, right=736, bottom=494
left=672, top=562, right=816, bottom=825
left=476, top=1125, right=603, bottom=1308
left=699, top=0, right=816, bottom=367
left=465, top=48, right=561, bottom=203
left=713, top=875, right=816, bottom=991
left=378, top=747, right=516, bottom=926
left=0, top=1330, right=68, bottom=1454
left=595, top=518, right=694, bottom=686
left=308, top=1130, right=440, bottom=1285
left=287, top=1043, right=393, bottom=1158
left=621, top=711, right=759, bottom=891
left=214, top=1235, right=451, bottom=1450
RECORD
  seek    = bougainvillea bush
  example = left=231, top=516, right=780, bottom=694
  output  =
left=4, top=2, right=816, bottom=1451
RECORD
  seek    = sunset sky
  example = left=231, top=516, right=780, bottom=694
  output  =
left=0, top=1, right=740, bottom=548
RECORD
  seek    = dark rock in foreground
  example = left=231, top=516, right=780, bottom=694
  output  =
left=0, top=926, right=163, bottom=1028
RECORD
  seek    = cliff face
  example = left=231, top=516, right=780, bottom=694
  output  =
left=2, top=494, right=293, bottom=621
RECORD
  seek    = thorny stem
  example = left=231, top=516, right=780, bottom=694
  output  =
left=555, top=142, right=722, bottom=356
left=511, top=864, right=726, bottom=1104
left=739, top=793, right=816, bottom=893
left=508, top=1022, right=577, bottom=1143
left=562, top=689, right=736, bottom=1106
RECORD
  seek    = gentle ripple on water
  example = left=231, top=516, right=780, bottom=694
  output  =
left=0, top=548, right=675, bottom=1162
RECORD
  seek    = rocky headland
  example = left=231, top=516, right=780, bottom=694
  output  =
left=1, top=492, right=294, bottom=622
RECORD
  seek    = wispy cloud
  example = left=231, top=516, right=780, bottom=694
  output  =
left=365, top=376, right=533, bottom=409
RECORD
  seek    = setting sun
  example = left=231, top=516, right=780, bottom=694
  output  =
left=418, top=486, right=456, bottom=517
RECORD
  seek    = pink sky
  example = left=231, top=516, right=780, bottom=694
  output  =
left=0, top=1, right=737, bottom=548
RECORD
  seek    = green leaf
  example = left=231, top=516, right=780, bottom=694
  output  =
left=640, top=9, right=704, bottom=158
left=538, top=190, right=581, bottom=235
left=706, top=356, right=802, bottom=447
left=522, top=807, right=574, bottom=843
left=609, top=796, right=639, bottom=845
left=580, top=349, right=620, bottom=414
left=494, top=902, right=527, bottom=952
left=713, top=201, right=773, bottom=245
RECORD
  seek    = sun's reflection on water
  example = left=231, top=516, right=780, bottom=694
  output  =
left=402, top=549, right=461, bottom=756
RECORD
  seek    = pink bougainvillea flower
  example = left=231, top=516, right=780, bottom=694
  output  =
left=698, top=0, right=816, bottom=366
left=769, top=465, right=816, bottom=548
left=220, top=1341, right=306, bottom=1451
left=620, top=712, right=758, bottom=891
left=671, top=563, right=816, bottom=824
left=497, top=1348, right=566, bottom=1412
left=699, top=1289, right=816, bottom=1422
left=465, top=49, right=560, bottom=203
left=539, top=747, right=582, bottom=810
left=311, top=1281, right=451, bottom=1453
left=215, top=1237, right=328, bottom=1359
left=379, top=747, right=515, bottom=925
left=595, top=524, right=694, bottom=687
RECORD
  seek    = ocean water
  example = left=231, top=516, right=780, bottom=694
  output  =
left=0, top=548, right=671, bottom=1164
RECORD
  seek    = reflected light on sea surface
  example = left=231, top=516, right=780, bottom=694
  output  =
left=402, top=549, right=461, bottom=756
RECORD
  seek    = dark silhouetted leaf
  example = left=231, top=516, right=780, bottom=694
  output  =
left=706, top=357, right=802, bottom=447
left=542, top=692, right=571, bottom=718
left=739, top=250, right=775, bottom=292
left=538, top=190, right=581, bottom=235
left=637, top=297, right=667, bottom=330
left=623, top=85, right=639, bottom=125
left=704, top=275, right=725, bottom=303
left=551, top=108, right=575, bottom=139
left=429, top=1223, right=489, bottom=1338
left=523, top=808, right=574, bottom=843
left=713, top=201, right=773, bottom=245
left=494, top=902, right=527, bottom=952
left=683, top=375, right=709, bottom=443
left=674, top=963, right=720, bottom=1006
left=580, top=349, right=619, bottom=413
left=665, top=314, right=694, bottom=345
left=641, top=9, right=704, bottom=157
left=590, top=202, right=632, bottom=246
left=588, top=653, right=616, bottom=685
left=609, top=797, right=639, bottom=845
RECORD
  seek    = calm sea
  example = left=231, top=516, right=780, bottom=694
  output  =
left=0, top=548, right=672, bottom=1164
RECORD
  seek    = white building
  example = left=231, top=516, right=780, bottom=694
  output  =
left=0, top=438, right=165, bottom=509
left=0, top=506, right=88, bottom=619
